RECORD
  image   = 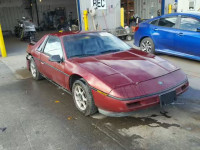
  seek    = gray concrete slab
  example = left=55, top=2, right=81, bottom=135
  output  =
left=0, top=35, right=200, bottom=150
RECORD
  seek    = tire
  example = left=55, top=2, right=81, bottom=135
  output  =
left=30, top=58, right=43, bottom=80
left=140, top=37, right=155, bottom=54
left=126, top=35, right=132, bottom=41
left=72, top=79, right=97, bottom=116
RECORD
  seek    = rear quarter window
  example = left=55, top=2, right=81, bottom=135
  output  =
left=150, top=19, right=158, bottom=25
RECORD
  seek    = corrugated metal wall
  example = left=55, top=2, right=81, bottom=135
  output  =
left=134, top=0, right=161, bottom=19
left=0, top=0, right=30, bottom=32
left=79, top=0, right=121, bottom=31
left=0, top=0, right=77, bottom=32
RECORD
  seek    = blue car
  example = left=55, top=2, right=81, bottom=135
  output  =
left=134, top=13, right=200, bottom=61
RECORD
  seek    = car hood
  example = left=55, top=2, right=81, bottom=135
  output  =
left=72, top=49, right=178, bottom=88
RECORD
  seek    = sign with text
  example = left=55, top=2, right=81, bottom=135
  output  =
left=91, top=0, right=106, bottom=9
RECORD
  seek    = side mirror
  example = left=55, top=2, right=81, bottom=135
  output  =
left=49, top=55, right=62, bottom=63
left=197, top=27, right=200, bottom=32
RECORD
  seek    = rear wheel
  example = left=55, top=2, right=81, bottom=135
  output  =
left=30, top=58, right=43, bottom=80
left=126, top=35, right=132, bottom=41
left=140, top=37, right=155, bottom=54
left=72, top=79, right=97, bottom=116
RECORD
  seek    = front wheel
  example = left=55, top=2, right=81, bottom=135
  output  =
left=72, top=79, right=97, bottom=116
left=30, top=58, right=43, bottom=80
left=140, top=37, right=155, bottom=54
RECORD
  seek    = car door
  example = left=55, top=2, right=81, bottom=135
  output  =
left=40, top=36, right=66, bottom=87
left=31, top=36, right=48, bottom=74
left=150, top=15, right=178, bottom=52
left=175, top=15, right=200, bottom=57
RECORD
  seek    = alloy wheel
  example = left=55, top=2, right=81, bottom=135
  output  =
left=141, top=40, right=152, bottom=53
left=30, top=60, right=36, bottom=78
left=74, top=85, right=87, bottom=111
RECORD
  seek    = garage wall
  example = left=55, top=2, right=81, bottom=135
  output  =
left=177, top=0, right=200, bottom=12
left=0, top=0, right=77, bottom=33
left=79, top=0, right=121, bottom=31
left=164, top=0, right=176, bottom=14
left=32, top=0, right=77, bottom=26
left=134, top=0, right=161, bottom=19
left=0, top=0, right=30, bottom=32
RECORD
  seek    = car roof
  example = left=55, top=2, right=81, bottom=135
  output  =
left=161, top=12, right=200, bottom=18
left=144, top=12, right=200, bottom=23
left=48, top=31, right=104, bottom=37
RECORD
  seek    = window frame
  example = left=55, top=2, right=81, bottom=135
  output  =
left=157, top=15, right=179, bottom=29
left=177, top=15, right=200, bottom=32
left=42, top=35, right=65, bottom=60
left=36, top=36, right=49, bottom=52
left=149, top=19, right=159, bottom=26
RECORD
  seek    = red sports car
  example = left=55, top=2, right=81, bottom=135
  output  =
left=26, top=31, right=189, bottom=116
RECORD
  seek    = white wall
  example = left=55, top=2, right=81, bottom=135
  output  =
left=177, top=0, right=200, bottom=12
left=164, top=0, right=176, bottom=14
left=80, top=0, right=121, bottom=31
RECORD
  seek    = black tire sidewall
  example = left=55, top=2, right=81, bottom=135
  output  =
left=140, top=37, right=155, bottom=54
left=72, top=79, right=97, bottom=116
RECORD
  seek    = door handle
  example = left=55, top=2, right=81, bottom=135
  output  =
left=41, top=62, right=44, bottom=65
left=177, top=32, right=184, bottom=36
left=154, top=28, right=158, bottom=31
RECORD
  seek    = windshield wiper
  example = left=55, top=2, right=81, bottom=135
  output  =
left=100, top=49, right=121, bottom=54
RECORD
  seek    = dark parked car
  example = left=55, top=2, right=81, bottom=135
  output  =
left=134, top=12, right=200, bottom=61
left=26, top=31, right=188, bottom=116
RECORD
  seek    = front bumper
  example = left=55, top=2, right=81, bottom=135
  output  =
left=92, top=79, right=189, bottom=115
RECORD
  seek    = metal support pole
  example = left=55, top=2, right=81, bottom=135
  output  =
left=168, top=4, right=172, bottom=14
left=35, top=0, right=40, bottom=27
left=161, top=0, right=165, bottom=15
left=0, top=24, right=7, bottom=58
left=77, top=0, right=82, bottom=31
left=83, top=10, right=89, bottom=31
left=121, top=8, right=124, bottom=28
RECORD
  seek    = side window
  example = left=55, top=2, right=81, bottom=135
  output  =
left=37, top=37, right=48, bottom=52
left=150, top=19, right=158, bottom=25
left=43, top=36, right=63, bottom=58
left=158, top=16, right=177, bottom=28
left=180, top=16, right=200, bottom=32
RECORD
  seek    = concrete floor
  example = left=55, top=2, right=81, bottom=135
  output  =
left=0, top=34, right=200, bottom=150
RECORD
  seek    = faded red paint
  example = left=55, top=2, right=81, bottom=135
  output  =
left=26, top=31, right=189, bottom=113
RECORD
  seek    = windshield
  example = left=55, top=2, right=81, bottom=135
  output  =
left=63, top=32, right=131, bottom=59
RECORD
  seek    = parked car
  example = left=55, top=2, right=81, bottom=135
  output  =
left=134, top=12, right=200, bottom=61
left=26, top=31, right=189, bottom=116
